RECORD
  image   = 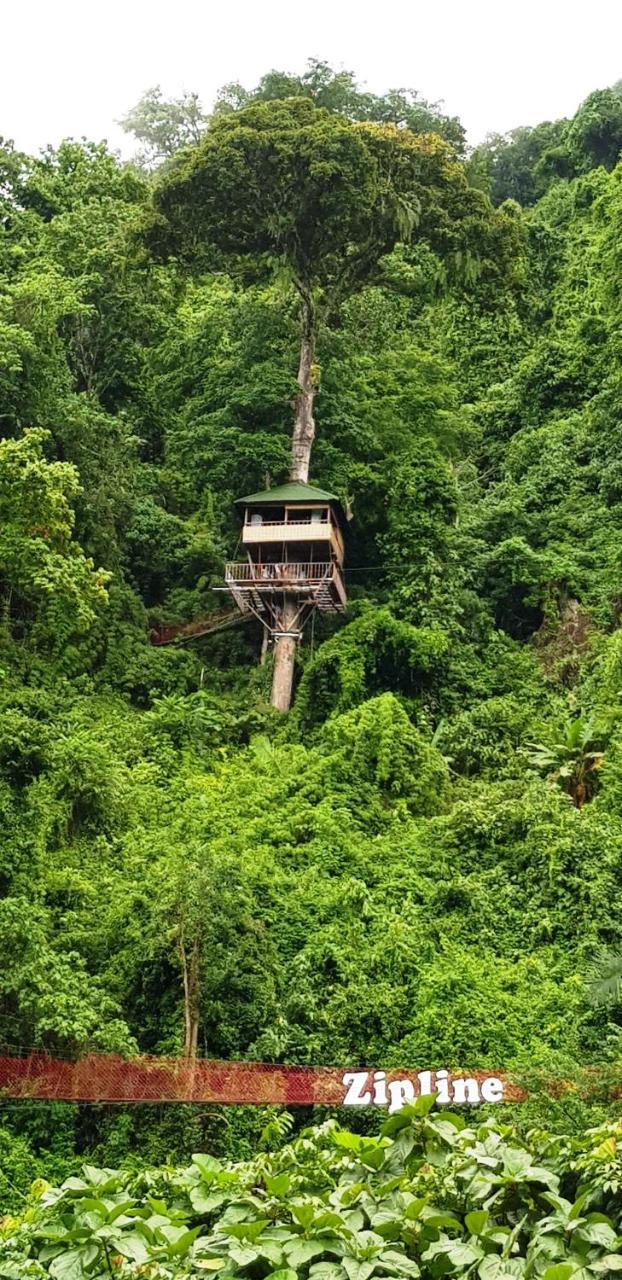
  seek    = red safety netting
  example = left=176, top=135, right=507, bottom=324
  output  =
left=0, top=1054, right=524, bottom=1105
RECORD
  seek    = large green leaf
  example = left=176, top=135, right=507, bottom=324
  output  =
left=285, top=1239, right=332, bottom=1267
left=225, top=1219, right=271, bottom=1243
left=227, top=1244, right=260, bottom=1268
left=114, top=1233, right=151, bottom=1263
left=466, top=1211, right=489, bottom=1236
left=265, top=1174, right=292, bottom=1197
left=190, top=1189, right=229, bottom=1214
left=193, top=1155, right=224, bottom=1180
left=49, top=1245, right=99, bottom=1280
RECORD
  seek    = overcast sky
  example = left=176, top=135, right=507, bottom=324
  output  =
left=3, top=0, right=622, bottom=157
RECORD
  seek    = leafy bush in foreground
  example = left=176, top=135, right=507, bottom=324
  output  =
left=4, top=1101, right=622, bottom=1280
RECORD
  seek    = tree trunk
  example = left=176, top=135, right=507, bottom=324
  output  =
left=260, top=626, right=269, bottom=665
left=179, top=927, right=200, bottom=1059
left=270, top=291, right=317, bottom=711
left=290, top=295, right=316, bottom=484
left=270, top=596, right=299, bottom=712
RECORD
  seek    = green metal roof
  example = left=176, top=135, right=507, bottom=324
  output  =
left=236, top=482, right=339, bottom=506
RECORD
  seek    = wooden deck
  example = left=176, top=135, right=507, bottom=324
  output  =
left=224, top=561, right=347, bottom=611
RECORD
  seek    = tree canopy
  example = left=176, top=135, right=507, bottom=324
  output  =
left=150, top=98, right=486, bottom=299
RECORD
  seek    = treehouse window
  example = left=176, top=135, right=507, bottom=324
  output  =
left=246, top=506, right=283, bottom=524
left=285, top=506, right=329, bottom=524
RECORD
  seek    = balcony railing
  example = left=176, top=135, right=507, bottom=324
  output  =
left=244, top=518, right=329, bottom=527
left=226, top=561, right=333, bottom=584
left=242, top=520, right=335, bottom=546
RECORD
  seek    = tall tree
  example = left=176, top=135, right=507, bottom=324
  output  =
left=151, top=99, right=490, bottom=483
left=119, top=86, right=209, bottom=168
left=150, top=98, right=502, bottom=708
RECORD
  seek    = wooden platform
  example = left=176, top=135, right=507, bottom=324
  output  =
left=224, top=561, right=347, bottom=612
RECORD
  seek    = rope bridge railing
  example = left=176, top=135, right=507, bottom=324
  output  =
left=0, top=1054, right=523, bottom=1108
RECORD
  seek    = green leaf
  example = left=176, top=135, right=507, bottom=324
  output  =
left=228, top=1244, right=260, bottom=1267
left=49, top=1244, right=99, bottom=1280
left=380, top=1250, right=420, bottom=1276
left=193, top=1154, right=224, bottom=1179
left=412, top=1093, right=438, bottom=1116
left=466, top=1210, right=489, bottom=1236
left=219, top=1204, right=256, bottom=1225
left=404, top=1198, right=428, bottom=1221
left=380, top=1096, right=436, bottom=1139
left=291, top=1203, right=317, bottom=1230
left=285, top=1239, right=330, bottom=1267
left=342, top=1210, right=365, bottom=1233
left=190, top=1188, right=228, bottom=1214
left=541, top=1267, right=578, bottom=1280
left=166, top=1226, right=203, bottom=1257
left=82, top=1166, right=114, bottom=1187
left=576, top=1222, right=617, bottom=1248
left=310, top=1265, right=347, bottom=1280
left=265, top=1173, right=292, bottom=1197
left=107, top=1201, right=140, bottom=1224
left=425, top=1212, right=463, bottom=1231
left=226, top=1219, right=270, bottom=1242
left=479, top=1260, right=526, bottom=1280
left=257, top=1242, right=285, bottom=1267
left=332, top=1131, right=363, bottom=1151
left=74, top=1198, right=108, bottom=1218
left=38, top=1246, right=64, bottom=1263
left=342, top=1259, right=375, bottom=1280
left=566, top=1195, right=588, bottom=1222
left=114, top=1232, right=151, bottom=1263
left=448, top=1242, right=484, bottom=1267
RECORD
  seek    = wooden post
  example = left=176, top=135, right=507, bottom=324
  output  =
left=270, top=596, right=299, bottom=712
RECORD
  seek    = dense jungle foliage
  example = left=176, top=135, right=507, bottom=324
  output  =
left=6, top=1101, right=622, bottom=1279
left=4, top=62, right=622, bottom=1201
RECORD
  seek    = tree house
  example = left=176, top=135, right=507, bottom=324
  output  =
left=224, top=483, right=347, bottom=626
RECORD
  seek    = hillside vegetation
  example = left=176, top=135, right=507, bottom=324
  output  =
left=3, top=66, right=622, bottom=1192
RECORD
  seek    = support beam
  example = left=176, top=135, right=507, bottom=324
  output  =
left=270, top=596, right=299, bottom=712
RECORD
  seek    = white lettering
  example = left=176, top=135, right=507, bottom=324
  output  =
left=388, top=1078, right=415, bottom=1113
left=342, top=1069, right=505, bottom=1109
left=342, top=1071, right=371, bottom=1107
left=373, top=1071, right=388, bottom=1106
left=480, top=1076, right=504, bottom=1103
left=417, top=1070, right=433, bottom=1095
left=434, top=1070, right=451, bottom=1104
left=451, top=1077, right=481, bottom=1104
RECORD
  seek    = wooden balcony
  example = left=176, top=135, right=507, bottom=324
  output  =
left=224, top=561, right=347, bottom=612
left=242, top=519, right=344, bottom=563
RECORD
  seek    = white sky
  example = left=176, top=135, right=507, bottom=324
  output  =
left=2, top=0, right=622, bottom=156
